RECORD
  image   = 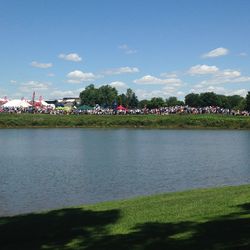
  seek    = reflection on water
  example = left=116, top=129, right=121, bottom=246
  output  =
left=0, top=128, right=250, bottom=216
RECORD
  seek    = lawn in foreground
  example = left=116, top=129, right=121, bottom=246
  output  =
left=1, top=184, right=250, bottom=249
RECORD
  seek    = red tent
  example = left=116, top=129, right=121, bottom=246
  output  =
left=116, top=105, right=128, bottom=111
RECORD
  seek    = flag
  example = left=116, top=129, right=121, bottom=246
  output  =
left=32, top=91, right=35, bottom=102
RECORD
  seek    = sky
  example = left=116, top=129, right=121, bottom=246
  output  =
left=0, top=0, right=250, bottom=100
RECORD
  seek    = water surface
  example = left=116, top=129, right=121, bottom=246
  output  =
left=0, top=128, right=250, bottom=216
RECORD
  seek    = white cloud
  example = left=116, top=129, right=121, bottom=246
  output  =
left=198, top=68, right=250, bottom=86
left=47, top=73, right=55, bottom=77
left=239, top=52, right=247, bottom=57
left=31, top=61, right=53, bottom=69
left=160, top=72, right=178, bottom=78
left=104, top=66, right=139, bottom=75
left=50, top=88, right=84, bottom=99
left=135, top=89, right=165, bottom=100
left=134, top=75, right=182, bottom=85
left=188, top=64, right=219, bottom=75
left=19, top=81, right=51, bottom=92
left=10, top=80, right=17, bottom=84
left=109, top=81, right=128, bottom=88
left=108, top=81, right=128, bottom=93
left=118, top=44, right=137, bottom=54
left=189, top=64, right=250, bottom=86
left=229, top=89, right=248, bottom=96
left=58, top=53, right=82, bottom=62
left=190, top=85, right=248, bottom=97
left=202, top=47, right=229, bottom=58
left=135, top=87, right=184, bottom=100
left=220, top=69, right=241, bottom=78
left=67, top=70, right=96, bottom=83
left=201, top=75, right=250, bottom=86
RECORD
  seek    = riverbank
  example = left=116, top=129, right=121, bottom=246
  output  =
left=1, top=184, right=250, bottom=249
left=1, top=113, right=250, bottom=129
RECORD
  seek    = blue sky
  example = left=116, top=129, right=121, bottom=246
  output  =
left=0, top=0, right=250, bottom=100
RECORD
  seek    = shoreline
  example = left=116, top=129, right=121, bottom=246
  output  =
left=1, top=184, right=250, bottom=249
left=1, top=113, right=250, bottom=129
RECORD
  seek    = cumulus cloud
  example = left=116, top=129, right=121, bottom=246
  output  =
left=103, top=66, right=139, bottom=75
left=189, top=63, right=250, bottom=85
left=31, top=61, right=53, bottom=69
left=198, top=68, right=250, bottom=86
left=134, top=75, right=182, bottom=85
left=190, top=85, right=248, bottom=97
left=19, top=81, right=51, bottom=92
left=202, top=47, right=229, bottom=58
left=67, top=70, right=96, bottom=83
left=135, top=88, right=184, bottom=100
left=118, top=44, right=137, bottom=54
left=50, top=88, right=84, bottom=99
left=220, top=69, right=241, bottom=78
left=109, top=81, right=127, bottom=88
left=108, top=81, right=128, bottom=92
left=201, top=75, right=250, bottom=86
left=188, top=64, right=219, bottom=75
left=58, top=53, right=82, bottom=62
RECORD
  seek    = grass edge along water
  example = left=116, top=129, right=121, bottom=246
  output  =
left=1, top=184, right=250, bottom=249
left=1, top=113, right=250, bottom=129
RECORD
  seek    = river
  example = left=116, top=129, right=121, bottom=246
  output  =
left=0, top=128, right=250, bottom=216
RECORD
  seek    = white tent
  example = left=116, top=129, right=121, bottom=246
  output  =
left=40, top=100, right=50, bottom=106
left=2, top=99, right=32, bottom=108
left=0, top=98, right=8, bottom=104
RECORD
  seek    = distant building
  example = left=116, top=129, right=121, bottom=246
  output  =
left=46, top=100, right=57, bottom=105
left=45, top=97, right=80, bottom=108
left=63, top=97, right=80, bottom=103
left=63, top=97, right=80, bottom=107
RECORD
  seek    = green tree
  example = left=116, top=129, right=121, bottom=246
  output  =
left=166, top=96, right=184, bottom=106
left=118, top=93, right=127, bottom=106
left=138, top=99, right=149, bottom=109
left=185, top=93, right=201, bottom=107
left=80, top=84, right=118, bottom=107
left=199, top=92, right=220, bottom=107
left=98, top=85, right=118, bottom=108
left=148, top=97, right=165, bottom=109
left=126, top=88, right=139, bottom=108
left=246, top=91, right=250, bottom=111
left=234, top=99, right=246, bottom=111
left=217, top=95, right=230, bottom=108
left=227, top=95, right=245, bottom=109
left=79, top=84, right=99, bottom=106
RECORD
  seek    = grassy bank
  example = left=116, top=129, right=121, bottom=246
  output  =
left=1, top=184, right=250, bottom=249
left=1, top=113, right=250, bottom=129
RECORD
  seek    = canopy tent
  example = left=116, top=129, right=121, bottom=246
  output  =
left=0, top=97, right=9, bottom=105
left=116, top=105, right=128, bottom=111
left=77, top=105, right=94, bottom=110
left=33, top=100, right=50, bottom=107
left=2, top=99, right=32, bottom=108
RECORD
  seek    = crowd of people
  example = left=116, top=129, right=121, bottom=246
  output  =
left=1, top=104, right=249, bottom=116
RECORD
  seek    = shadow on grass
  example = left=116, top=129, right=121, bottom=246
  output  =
left=0, top=208, right=120, bottom=249
left=1, top=203, right=250, bottom=250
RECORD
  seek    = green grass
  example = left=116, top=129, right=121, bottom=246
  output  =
left=1, top=184, right=250, bottom=249
left=1, top=113, right=250, bottom=129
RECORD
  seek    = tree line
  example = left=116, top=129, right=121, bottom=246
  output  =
left=80, top=84, right=250, bottom=111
